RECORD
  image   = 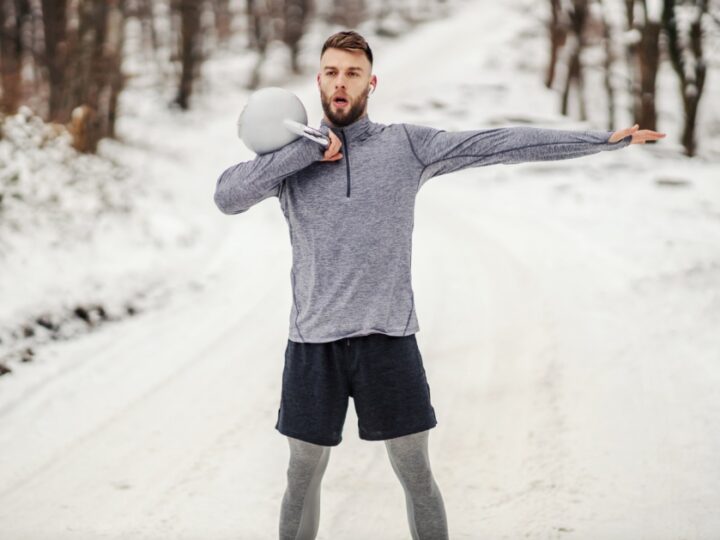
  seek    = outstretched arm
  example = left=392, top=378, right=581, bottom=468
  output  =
left=403, top=123, right=666, bottom=190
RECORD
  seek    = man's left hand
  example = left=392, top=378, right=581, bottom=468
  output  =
left=609, top=124, right=667, bottom=144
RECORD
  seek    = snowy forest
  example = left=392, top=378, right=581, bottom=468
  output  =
left=1, top=0, right=718, bottom=154
left=1, top=0, right=720, bottom=538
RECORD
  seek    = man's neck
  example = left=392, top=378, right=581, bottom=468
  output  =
left=322, top=111, right=367, bottom=128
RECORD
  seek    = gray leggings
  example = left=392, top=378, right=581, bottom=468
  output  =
left=279, top=429, right=448, bottom=539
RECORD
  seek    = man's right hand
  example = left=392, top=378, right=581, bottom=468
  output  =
left=320, top=130, right=343, bottom=161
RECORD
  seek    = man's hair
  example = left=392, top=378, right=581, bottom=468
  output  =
left=320, top=31, right=373, bottom=67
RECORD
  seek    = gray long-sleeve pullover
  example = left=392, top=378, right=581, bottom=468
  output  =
left=214, top=115, right=632, bottom=343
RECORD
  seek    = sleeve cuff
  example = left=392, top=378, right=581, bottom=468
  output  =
left=605, top=131, right=633, bottom=150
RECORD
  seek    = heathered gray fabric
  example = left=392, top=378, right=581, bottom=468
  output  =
left=214, top=115, right=632, bottom=343
left=385, top=429, right=448, bottom=540
left=279, top=431, right=445, bottom=540
left=279, top=437, right=330, bottom=540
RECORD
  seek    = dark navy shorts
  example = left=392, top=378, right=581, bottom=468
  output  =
left=275, top=333, right=438, bottom=446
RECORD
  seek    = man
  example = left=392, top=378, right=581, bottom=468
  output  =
left=214, top=30, right=665, bottom=540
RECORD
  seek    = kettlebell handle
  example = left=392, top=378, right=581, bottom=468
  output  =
left=283, top=119, right=330, bottom=148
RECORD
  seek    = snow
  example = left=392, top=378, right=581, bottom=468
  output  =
left=1, top=0, right=719, bottom=538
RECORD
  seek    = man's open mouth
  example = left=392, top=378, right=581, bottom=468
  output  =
left=333, top=96, right=349, bottom=107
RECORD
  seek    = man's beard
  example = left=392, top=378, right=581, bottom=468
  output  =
left=321, top=87, right=370, bottom=127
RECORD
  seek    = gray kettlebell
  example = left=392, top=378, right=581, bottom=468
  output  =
left=237, top=87, right=329, bottom=155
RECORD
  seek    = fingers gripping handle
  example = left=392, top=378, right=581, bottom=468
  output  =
left=284, top=119, right=330, bottom=148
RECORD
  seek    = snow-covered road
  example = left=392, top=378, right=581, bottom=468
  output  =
left=1, top=0, right=719, bottom=538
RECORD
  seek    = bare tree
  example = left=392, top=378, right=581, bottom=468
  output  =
left=173, top=0, right=202, bottom=109
left=545, top=0, right=568, bottom=89
left=624, top=0, right=661, bottom=132
left=127, top=0, right=160, bottom=53
left=103, top=0, right=126, bottom=138
left=64, top=0, right=127, bottom=152
left=663, top=0, right=709, bottom=156
left=560, top=0, right=589, bottom=120
left=598, top=0, right=618, bottom=129
left=282, top=0, right=311, bottom=74
left=212, top=0, right=232, bottom=42
left=40, top=0, right=69, bottom=121
left=0, top=0, right=31, bottom=114
left=246, top=0, right=271, bottom=89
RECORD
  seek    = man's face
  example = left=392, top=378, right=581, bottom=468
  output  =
left=318, top=48, right=376, bottom=127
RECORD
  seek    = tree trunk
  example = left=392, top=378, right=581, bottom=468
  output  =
left=662, top=0, right=707, bottom=156
left=105, top=1, right=126, bottom=139
left=561, top=38, right=584, bottom=118
left=638, top=18, right=660, bottom=131
left=560, top=0, right=588, bottom=121
left=40, top=0, right=69, bottom=121
left=0, top=0, right=31, bottom=114
left=212, top=0, right=232, bottom=42
left=61, top=0, right=126, bottom=152
left=174, top=0, right=201, bottom=110
left=545, top=0, right=566, bottom=89
left=67, top=0, right=109, bottom=152
left=623, top=0, right=660, bottom=133
left=246, top=0, right=270, bottom=89
left=282, top=0, right=310, bottom=74
left=623, top=0, right=639, bottom=121
left=599, top=0, right=616, bottom=130
left=132, top=0, right=159, bottom=54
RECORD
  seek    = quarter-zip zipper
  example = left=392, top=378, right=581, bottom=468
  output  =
left=339, top=129, right=351, bottom=198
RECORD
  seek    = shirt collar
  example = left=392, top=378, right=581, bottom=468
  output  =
left=320, top=114, right=373, bottom=142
